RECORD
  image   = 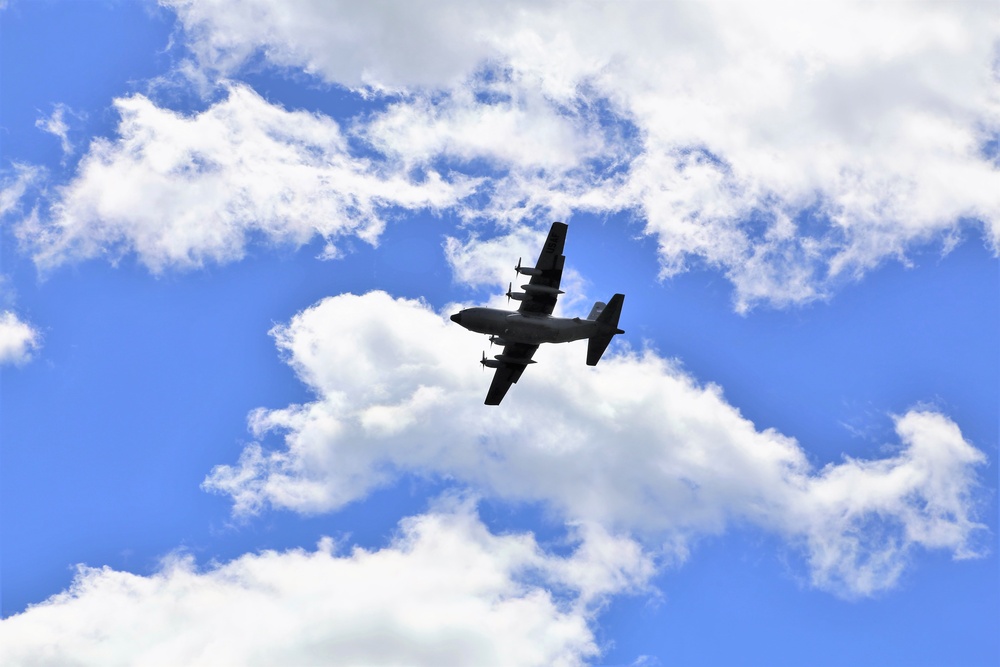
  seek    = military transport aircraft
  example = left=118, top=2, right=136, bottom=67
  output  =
left=449, top=222, right=625, bottom=405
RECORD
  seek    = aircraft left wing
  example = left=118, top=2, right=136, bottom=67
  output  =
left=484, top=342, right=539, bottom=405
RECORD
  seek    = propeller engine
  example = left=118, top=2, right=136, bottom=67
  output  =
left=506, top=282, right=528, bottom=302
left=480, top=351, right=501, bottom=369
left=515, top=257, right=542, bottom=276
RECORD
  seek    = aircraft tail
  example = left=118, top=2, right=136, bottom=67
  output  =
left=587, top=293, right=625, bottom=366
left=586, top=301, right=606, bottom=320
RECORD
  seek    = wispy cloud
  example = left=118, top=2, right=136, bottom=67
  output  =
left=0, top=163, right=44, bottom=219
left=35, top=103, right=78, bottom=157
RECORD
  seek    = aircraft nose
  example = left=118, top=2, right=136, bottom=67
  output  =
left=450, top=312, right=462, bottom=324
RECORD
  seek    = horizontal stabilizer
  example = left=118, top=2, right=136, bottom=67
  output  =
left=587, top=334, right=615, bottom=366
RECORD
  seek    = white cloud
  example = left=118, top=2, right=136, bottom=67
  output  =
left=35, top=104, right=76, bottom=156
left=0, top=310, right=41, bottom=365
left=364, top=84, right=608, bottom=172
left=359, top=79, right=636, bottom=228
left=16, top=84, right=474, bottom=273
left=166, top=0, right=1000, bottom=309
left=204, top=291, right=987, bottom=597
left=0, top=163, right=44, bottom=219
left=443, top=225, right=548, bottom=290
left=791, top=410, right=989, bottom=596
left=164, top=0, right=508, bottom=90
left=0, top=501, right=652, bottom=667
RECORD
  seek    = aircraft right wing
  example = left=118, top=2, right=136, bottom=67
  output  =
left=515, top=222, right=567, bottom=316
left=484, top=342, right=539, bottom=405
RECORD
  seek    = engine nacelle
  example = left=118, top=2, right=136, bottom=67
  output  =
left=480, top=358, right=502, bottom=368
left=515, top=257, right=543, bottom=276
left=494, top=354, right=536, bottom=365
left=506, top=288, right=529, bottom=301
left=521, top=283, right=564, bottom=296
left=489, top=336, right=510, bottom=347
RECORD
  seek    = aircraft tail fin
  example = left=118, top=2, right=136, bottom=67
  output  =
left=587, top=293, right=625, bottom=366
left=596, top=293, right=624, bottom=330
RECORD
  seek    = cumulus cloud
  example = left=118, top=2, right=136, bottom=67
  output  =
left=0, top=501, right=652, bottom=667
left=164, top=0, right=507, bottom=90
left=0, top=310, right=41, bottom=365
left=166, top=0, right=1000, bottom=309
left=204, top=291, right=987, bottom=597
left=15, top=84, right=474, bottom=273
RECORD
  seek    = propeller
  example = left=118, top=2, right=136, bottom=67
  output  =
left=481, top=350, right=488, bottom=370
left=506, top=281, right=512, bottom=304
left=515, top=257, right=522, bottom=276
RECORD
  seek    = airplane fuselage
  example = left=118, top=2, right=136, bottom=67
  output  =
left=451, top=307, right=603, bottom=345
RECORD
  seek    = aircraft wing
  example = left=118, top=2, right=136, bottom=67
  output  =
left=517, top=222, right=567, bottom=316
left=485, top=342, right=539, bottom=405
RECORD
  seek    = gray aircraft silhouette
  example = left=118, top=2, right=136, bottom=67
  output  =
left=450, top=222, right=625, bottom=404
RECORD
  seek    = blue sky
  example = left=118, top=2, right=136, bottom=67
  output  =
left=1, top=1, right=998, bottom=665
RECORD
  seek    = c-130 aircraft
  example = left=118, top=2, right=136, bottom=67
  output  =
left=450, top=222, right=625, bottom=405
